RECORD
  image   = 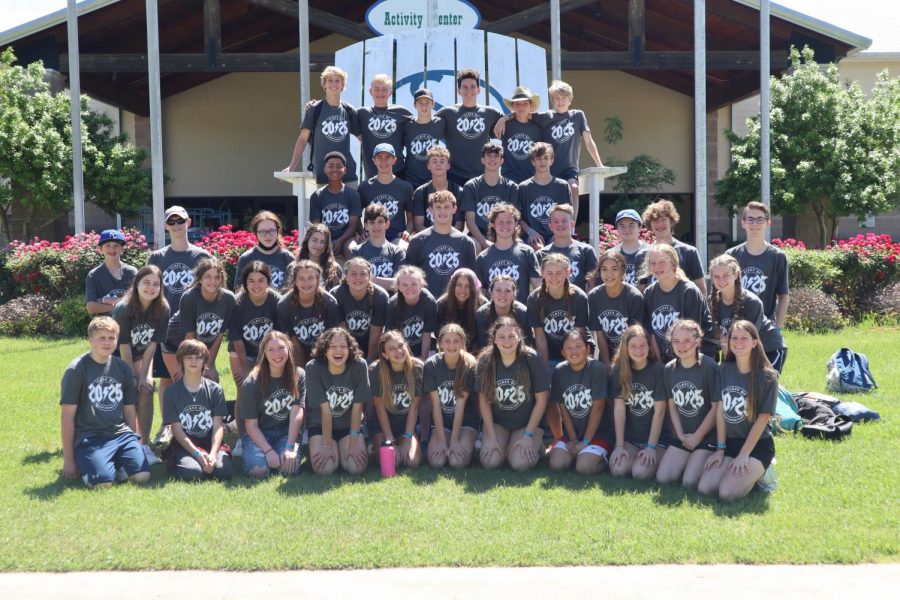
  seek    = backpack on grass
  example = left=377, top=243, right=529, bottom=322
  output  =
left=826, top=348, right=877, bottom=394
left=794, top=393, right=853, bottom=441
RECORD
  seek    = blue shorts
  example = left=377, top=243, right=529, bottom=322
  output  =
left=241, top=430, right=292, bottom=475
left=74, top=431, right=148, bottom=487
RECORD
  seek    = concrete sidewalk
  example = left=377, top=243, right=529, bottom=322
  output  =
left=1, top=564, right=897, bottom=598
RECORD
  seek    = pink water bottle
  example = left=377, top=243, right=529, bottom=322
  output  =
left=379, top=440, right=397, bottom=478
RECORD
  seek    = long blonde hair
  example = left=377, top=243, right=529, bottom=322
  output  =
left=723, top=320, right=777, bottom=422
left=375, top=330, right=418, bottom=411
left=612, top=324, right=654, bottom=399
left=437, top=323, right=477, bottom=397
left=639, top=243, right=687, bottom=283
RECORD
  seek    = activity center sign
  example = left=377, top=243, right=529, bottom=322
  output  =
left=365, top=0, right=481, bottom=35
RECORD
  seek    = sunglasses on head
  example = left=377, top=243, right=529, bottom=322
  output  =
left=166, top=217, right=186, bottom=225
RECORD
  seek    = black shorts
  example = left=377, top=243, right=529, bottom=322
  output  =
left=626, top=439, right=668, bottom=450
left=151, top=344, right=171, bottom=379
left=307, top=426, right=351, bottom=442
left=725, top=435, right=775, bottom=470
left=766, top=348, right=788, bottom=374
left=666, top=432, right=717, bottom=452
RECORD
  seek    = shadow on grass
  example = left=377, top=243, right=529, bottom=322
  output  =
left=651, top=483, right=771, bottom=516
left=22, top=449, right=61, bottom=464
left=24, top=464, right=172, bottom=500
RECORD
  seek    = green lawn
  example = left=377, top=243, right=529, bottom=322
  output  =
left=0, top=327, right=897, bottom=570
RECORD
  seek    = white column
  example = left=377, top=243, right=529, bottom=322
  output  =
left=146, top=0, right=166, bottom=249
left=760, top=0, right=772, bottom=241
left=274, top=172, right=317, bottom=240
left=298, top=0, right=312, bottom=216
left=578, top=167, right=628, bottom=250
left=66, top=0, right=85, bottom=234
left=694, top=0, right=707, bottom=268
left=550, top=0, right=562, bottom=80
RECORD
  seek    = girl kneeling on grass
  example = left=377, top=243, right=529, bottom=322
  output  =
left=698, top=320, right=778, bottom=502
left=477, top=316, right=550, bottom=471
left=424, top=324, right=479, bottom=469
left=112, top=264, right=170, bottom=466
left=548, top=329, right=612, bottom=475
left=609, top=324, right=668, bottom=480
left=656, top=319, right=719, bottom=488
left=304, top=327, right=370, bottom=476
left=162, top=339, right=232, bottom=481
left=239, top=331, right=305, bottom=478
left=369, top=330, right=425, bottom=470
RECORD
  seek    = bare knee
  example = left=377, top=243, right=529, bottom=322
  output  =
left=656, top=467, right=680, bottom=485
left=548, top=451, right=572, bottom=472
left=129, top=471, right=151, bottom=484
left=696, top=477, right=719, bottom=496
left=448, top=451, right=472, bottom=470
left=480, top=452, right=505, bottom=470
left=248, top=467, right=270, bottom=478
left=632, top=464, right=657, bottom=481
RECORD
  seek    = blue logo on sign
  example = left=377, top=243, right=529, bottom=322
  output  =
left=395, top=70, right=511, bottom=114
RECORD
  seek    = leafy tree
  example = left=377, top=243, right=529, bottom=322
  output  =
left=716, top=46, right=900, bottom=248
left=601, top=116, right=677, bottom=219
left=0, top=48, right=151, bottom=241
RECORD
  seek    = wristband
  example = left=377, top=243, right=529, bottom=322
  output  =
left=716, top=442, right=726, bottom=450
left=581, top=438, right=590, bottom=446
left=646, top=443, right=657, bottom=450
left=350, top=430, right=360, bottom=437
left=522, top=431, right=534, bottom=439
left=403, top=432, right=413, bottom=439
left=193, top=450, right=201, bottom=458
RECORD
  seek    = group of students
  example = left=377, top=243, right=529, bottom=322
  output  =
left=285, top=66, right=605, bottom=260
left=64, top=183, right=789, bottom=502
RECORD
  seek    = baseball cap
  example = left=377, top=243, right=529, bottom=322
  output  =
left=164, top=205, right=189, bottom=221
left=413, top=88, right=434, bottom=102
left=372, top=143, right=396, bottom=158
left=98, top=229, right=126, bottom=246
left=615, top=209, right=642, bottom=225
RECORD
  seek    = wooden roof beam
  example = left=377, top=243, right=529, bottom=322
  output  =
left=245, top=0, right=371, bottom=41
left=561, top=50, right=790, bottom=70
left=483, top=0, right=596, bottom=35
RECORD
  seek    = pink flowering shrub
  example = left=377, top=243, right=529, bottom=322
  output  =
left=596, top=222, right=655, bottom=253
left=2, top=228, right=150, bottom=301
left=195, top=225, right=299, bottom=283
left=774, top=233, right=900, bottom=318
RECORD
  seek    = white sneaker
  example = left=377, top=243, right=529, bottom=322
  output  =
left=152, top=425, right=172, bottom=448
left=142, top=444, right=161, bottom=466
left=232, top=439, right=243, bottom=457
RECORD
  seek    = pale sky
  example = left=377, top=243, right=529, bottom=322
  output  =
left=1, top=0, right=897, bottom=51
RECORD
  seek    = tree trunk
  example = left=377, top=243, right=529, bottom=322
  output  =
left=20, top=203, right=34, bottom=241
left=811, top=198, right=828, bottom=249
left=828, top=215, right=839, bottom=245
left=0, top=203, right=11, bottom=243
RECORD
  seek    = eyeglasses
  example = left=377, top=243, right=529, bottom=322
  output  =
left=257, top=228, right=278, bottom=236
left=743, top=217, right=767, bottom=224
left=166, top=218, right=186, bottom=225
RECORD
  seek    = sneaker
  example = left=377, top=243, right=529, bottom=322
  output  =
left=757, top=462, right=779, bottom=493
left=231, top=438, right=243, bottom=457
left=142, top=444, right=161, bottom=466
left=152, top=425, right=172, bottom=448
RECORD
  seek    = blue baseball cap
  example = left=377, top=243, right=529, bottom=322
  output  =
left=615, top=209, right=642, bottom=225
left=372, top=143, right=396, bottom=158
left=98, top=229, right=126, bottom=246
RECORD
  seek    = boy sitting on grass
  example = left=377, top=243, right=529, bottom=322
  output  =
left=61, top=316, right=150, bottom=488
